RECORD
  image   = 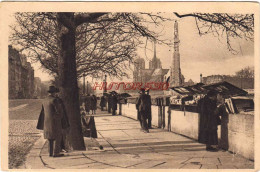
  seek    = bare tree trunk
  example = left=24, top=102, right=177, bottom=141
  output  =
left=57, top=13, right=85, bottom=150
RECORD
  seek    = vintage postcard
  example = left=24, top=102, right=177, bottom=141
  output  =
left=0, top=1, right=259, bottom=171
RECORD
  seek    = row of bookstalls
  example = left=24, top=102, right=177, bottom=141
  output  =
left=118, top=81, right=254, bottom=160
left=124, top=81, right=254, bottom=114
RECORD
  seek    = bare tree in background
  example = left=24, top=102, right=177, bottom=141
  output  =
left=174, top=13, right=254, bottom=53
left=10, top=12, right=171, bottom=150
left=235, top=66, right=254, bottom=78
left=11, top=12, right=170, bottom=79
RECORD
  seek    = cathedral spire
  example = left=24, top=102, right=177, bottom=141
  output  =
left=170, top=20, right=182, bottom=87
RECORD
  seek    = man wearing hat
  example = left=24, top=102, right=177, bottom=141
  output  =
left=198, top=90, right=220, bottom=151
left=40, top=85, right=64, bottom=157
left=136, top=88, right=151, bottom=133
left=111, top=91, right=118, bottom=116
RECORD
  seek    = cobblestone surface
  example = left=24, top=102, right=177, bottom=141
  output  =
left=9, top=99, right=43, bottom=120
left=9, top=120, right=41, bottom=169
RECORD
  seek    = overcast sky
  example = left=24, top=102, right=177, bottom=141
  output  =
left=15, top=13, right=254, bottom=83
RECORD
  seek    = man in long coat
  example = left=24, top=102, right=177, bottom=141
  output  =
left=39, top=86, right=64, bottom=157
left=136, top=88, right=151, bottom=133
left=111, top=92, right=118, bottom=115
left=198, top=90, right=220, bottom=151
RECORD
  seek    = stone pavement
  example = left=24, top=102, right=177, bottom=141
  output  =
left=25, top=110, right=254, bottom=169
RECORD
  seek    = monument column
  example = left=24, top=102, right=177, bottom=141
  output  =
left=170, top=21, right=182, bottom=87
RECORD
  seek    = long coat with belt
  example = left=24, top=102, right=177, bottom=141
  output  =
left=41, top=95, right=63, bottom=140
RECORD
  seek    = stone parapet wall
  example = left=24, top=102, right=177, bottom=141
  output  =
left=120, top=103, right=254, bottom=161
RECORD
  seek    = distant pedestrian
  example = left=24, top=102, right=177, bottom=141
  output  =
left=136, top=88, right=151, bottom=133
left=100, top=95, right=107, bottom=111
left=90, top=94, right=97, bottom=114
left=37, top=86, right=64, bottom=157
left=111, top=92, right=118, bottom=116
left=198, top=90, right=221, bottom=151
left=146, top=89, right=152, bottom=128
left=84, top=94, right=91, bottom=114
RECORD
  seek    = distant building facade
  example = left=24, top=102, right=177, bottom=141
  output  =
left=202, top=75, right=254, bottom=89
left=132, top=21, right=187, bottom=96
left=9, top=45, right=35, bottom=99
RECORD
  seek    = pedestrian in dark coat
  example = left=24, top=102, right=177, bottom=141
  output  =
left=90, top=94, right=97, bottom=114
left=84, top=94, right=91, bottom=114
left=111, top=92, right=118, bottom=115
left=198, top=90, right=220, bottom=151
left=39, top=86, right=64, bottom=157
left=100, top=95, right=107, bottom=111
left=136, top=88, right=151, bottom=133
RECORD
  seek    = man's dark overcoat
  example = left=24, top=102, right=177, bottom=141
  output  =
left=41, top=95, right=63, bottom=139
left=198, top=95, right=219, bottom=145
left=136, top=94, right=151, bottom=118
left=37, top=97, right=69, bottom=130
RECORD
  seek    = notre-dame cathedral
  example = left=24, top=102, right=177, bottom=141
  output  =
left=133, top=21, right=185, bottom=88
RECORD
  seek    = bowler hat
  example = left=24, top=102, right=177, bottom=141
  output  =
left=48, top=86, right=59, bottom=93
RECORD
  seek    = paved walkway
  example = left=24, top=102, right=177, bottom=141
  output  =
left=25, top=110, right=254, bottom=169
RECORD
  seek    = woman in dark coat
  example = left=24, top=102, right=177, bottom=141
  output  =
left=198, top=90, right=220, bottom=151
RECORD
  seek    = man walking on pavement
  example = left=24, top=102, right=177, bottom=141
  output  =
left=39, top=86, right=64, bottom=157
left=111, top=91, right=118, bottom=116
left=136, top=88, right=151, bottom=133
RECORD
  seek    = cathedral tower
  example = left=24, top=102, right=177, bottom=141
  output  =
left=149, top=40, right=162, bottom=70
left=170, top=21, right=182, bottom=87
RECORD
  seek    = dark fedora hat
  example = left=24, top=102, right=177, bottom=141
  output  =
left=48, top=85, right=59, bottom=93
